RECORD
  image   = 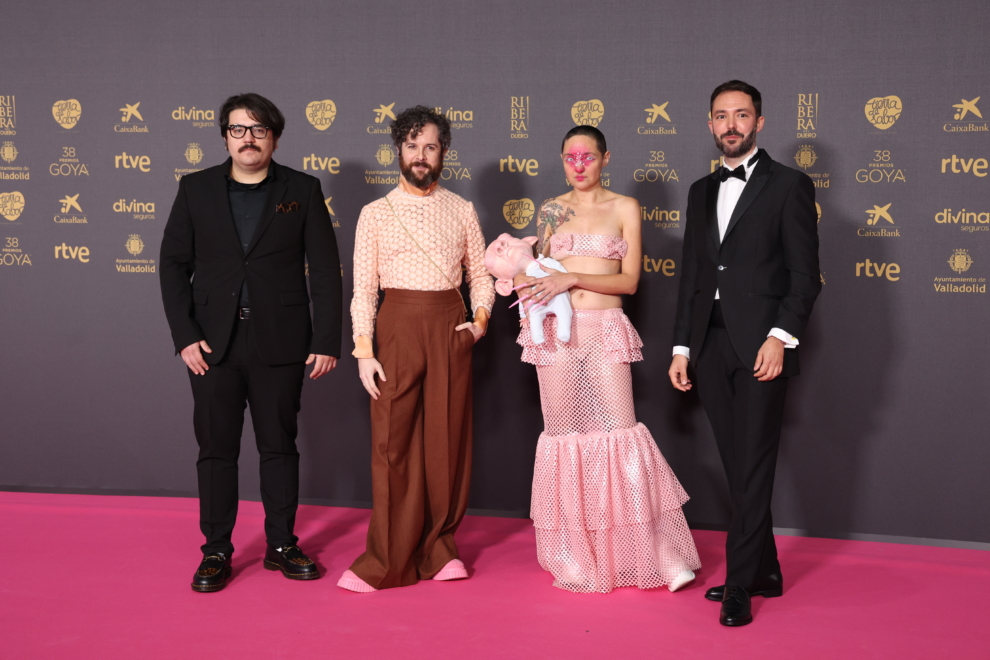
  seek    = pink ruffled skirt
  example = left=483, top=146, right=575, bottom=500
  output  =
left=519, top=309, right=701, bottom=593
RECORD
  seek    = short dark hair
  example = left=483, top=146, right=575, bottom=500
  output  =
left=561, top=125, right=607, bottom=154
left=219, top=93, right=286, bottom=139
left=391, top=105, right=452, bottom=151
left=710, top=80, right=762, bottom=118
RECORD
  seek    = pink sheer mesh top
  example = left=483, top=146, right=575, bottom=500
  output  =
left=548, top=232, right=628, bottom=261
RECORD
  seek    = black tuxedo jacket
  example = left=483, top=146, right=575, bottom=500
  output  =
left=160, top=159, right=342, bottom=365
left=673, top=150, right=820, bottom=377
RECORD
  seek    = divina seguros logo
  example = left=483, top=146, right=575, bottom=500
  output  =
left=172, top=106, right=214, bottom=127
left=935, top=208, right=989, bottom=233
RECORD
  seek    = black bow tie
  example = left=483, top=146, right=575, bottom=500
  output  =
left=719, top=165, right=747, bottom=183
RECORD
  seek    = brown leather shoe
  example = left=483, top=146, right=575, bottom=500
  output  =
left=191, top=553, right=232, bottom=592
left=263, top=545, right=321, bottom=580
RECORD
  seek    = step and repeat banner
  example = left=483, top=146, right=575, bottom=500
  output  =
left=2, top=1, right=987, bottom=544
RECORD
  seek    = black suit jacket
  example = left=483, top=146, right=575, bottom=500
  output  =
left=160, top=159, right=342, bottom=365
left=673, top=150, right=821, bottom=377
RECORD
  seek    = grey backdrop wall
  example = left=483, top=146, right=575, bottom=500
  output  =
left=2, top=1, right=988, bottom=545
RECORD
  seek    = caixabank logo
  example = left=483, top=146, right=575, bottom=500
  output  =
left=637, top=102, right=676, bottom=135
left=115, top=102, right=148, bottom=133
left=571, top=99, right=604, bottom=127
left=52, top=99, right=82, bottom=129
left=117, top=233, right=156, bottom=273
left=934, top=249, right=985, bottom=294
left=503, top=198, right=535, bottom=229
left=54, top=193, right=87, bottom=224
left=0, top=95, right=16, bottom=135
left=858, top=203, right=900, bottom=237
left=944, top=96, right=987, bottom=133
left=0, top=141, right=28, bottom=180
left=1, top=236, right=31, bottom=266
left=864, top=95, right=902, bottom=131
left=367, top=103, right=396, bottom=134
left=306, top=100, right=337, bottom=131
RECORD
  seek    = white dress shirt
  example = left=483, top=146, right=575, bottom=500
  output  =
left=673, top=147, right=798, bottom=359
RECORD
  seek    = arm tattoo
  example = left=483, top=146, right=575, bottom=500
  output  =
left=536, top=200, right=576, bottom=253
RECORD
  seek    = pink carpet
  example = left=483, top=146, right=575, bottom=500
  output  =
left=1, top=492, right=986, bottom=659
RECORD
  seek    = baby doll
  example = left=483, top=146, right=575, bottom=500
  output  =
left=484, top=233, right=572, bottom=344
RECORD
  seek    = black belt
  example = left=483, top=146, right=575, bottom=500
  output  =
left=238, top=307, right=251, bottom=320
left=708, top=300, right=726, bottom=328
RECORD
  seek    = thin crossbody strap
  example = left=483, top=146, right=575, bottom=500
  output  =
left=384, top=195, right=469, bottom=316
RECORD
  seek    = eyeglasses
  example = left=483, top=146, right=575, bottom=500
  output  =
left=226, top=124, right=270, bottom=139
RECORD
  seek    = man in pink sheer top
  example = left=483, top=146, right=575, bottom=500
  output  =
left=338, top=106, right=495, bottom=592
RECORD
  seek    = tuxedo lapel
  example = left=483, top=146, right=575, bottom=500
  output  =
left=723, top=150, right=773, bottom=243
left=706, top=173, right=721, bottom=251
left=244, top=161, right=288, bottom=256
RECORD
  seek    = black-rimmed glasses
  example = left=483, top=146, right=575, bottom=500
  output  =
left=227, top=124, right=270, bottom=139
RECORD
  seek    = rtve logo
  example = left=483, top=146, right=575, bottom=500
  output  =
left=115, top=152, right=150, bottom=172
left=642, top=256, right=676, bottom=275
left=499, top=155, right=538, bottom=176
left=855, top=258, right=900, bottom=281
left=54, top=242, right=90, bottom=262
left=302, top=154, right=340, bottom=173
left=940, top=155, right=988, bottom=177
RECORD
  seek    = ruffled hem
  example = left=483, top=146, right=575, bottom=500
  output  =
left=530, top=422, right=689, bottom=530
left=518, top=308, right=644, bottom=365
left=535, top=518, right=701, bottom=593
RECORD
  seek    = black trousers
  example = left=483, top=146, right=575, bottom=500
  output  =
left=188, top=318, right=305, bottom=556
left=694, top=302, right=788, bottom=590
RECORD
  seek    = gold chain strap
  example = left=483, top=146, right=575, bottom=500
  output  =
left=385, top=195, right=469, bottom=316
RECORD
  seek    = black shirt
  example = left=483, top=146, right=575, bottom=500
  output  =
left=226, top=166, right=274, bottom=306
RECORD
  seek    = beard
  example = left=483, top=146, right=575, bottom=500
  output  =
left=714, top=127, right=757, bottom=159
left=400, top=154, right=443, bottom=189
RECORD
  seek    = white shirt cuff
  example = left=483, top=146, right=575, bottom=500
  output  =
left=672, top=345, right=690, bottom=360
left=768, top=327, right=798, bottom=348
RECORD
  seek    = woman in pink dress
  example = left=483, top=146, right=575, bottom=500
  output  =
left=515, top=125, right=700, bottom=593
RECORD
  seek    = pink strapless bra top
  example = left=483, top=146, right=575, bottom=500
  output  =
left=548, top=232, right=628, bottom=261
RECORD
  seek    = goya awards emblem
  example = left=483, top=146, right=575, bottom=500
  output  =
left=571, top=100, right=604, bottom=127
left=306, top=100, right=337, bottom=130
left=375, top=144, right=395, bottom=167
left=184, top=143, right=204, bottom=166
left=864, top=96, right=902, bottom=130
left=794, top=145, right=818, bottom=169
left=1, top=142, right=17, bottom=163
left=52, top=99, right=82, bottom=129
left=125, top=234, right=145, bottom=256
left=948, top=248, right=973, bottom=274
left=503, top=198, right=535, bottom=229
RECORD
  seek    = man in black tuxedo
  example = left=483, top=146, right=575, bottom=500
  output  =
left=669, top=81, right=820, bottom=626
left=160, top=93, right=342, bottom=592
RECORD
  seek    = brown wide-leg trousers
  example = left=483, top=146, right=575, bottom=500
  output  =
left=350, top=289, right=475, bottom=589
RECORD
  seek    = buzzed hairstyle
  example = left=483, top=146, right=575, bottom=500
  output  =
left=561, top=125, right=607, bottom=154
left=710, top=80, right=762, bottom=118
left=219, top=93, right=286, bottom=138
left=391, top=105, right=452, bottom=151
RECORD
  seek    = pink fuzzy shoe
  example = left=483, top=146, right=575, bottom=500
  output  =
left=432, top=558, right=469, bottom=581
left=337, top=570, right=377, bottom=593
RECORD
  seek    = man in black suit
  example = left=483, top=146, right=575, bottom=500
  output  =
left=160, top=93, right=342, bottom=592
left=669, top=81, right=820, bottom=626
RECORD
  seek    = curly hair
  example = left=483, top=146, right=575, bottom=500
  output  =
left=391, top=105, right=452, bottom=151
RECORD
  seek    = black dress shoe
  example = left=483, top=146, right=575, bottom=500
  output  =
left=191, top=553, right=232, bottom=592
left=705, top=574, right=783, bottom=601
left=263, top=545, right=321, bottom=580
left=720, top=586, right=753, bottom=627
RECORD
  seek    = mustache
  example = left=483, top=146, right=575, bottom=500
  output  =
left=720, top=130, right=744, bottom=139
left=238, top=145, right=261, bottom=152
